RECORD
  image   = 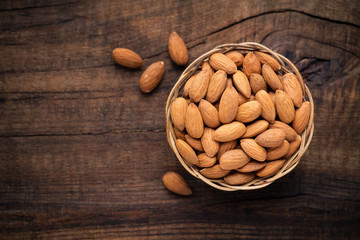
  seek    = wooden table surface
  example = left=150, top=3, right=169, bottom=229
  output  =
left=1, top=0, right=359, bottom=239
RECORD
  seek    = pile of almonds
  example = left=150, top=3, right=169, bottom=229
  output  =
left=170, top=50, right=311, bottom=186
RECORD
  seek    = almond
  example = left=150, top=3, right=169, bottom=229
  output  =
left=225, top=51, right=244, bottom=67
left=112, top=47, right=143, bottom=68
left=198, top=99, right=221, bottom=128
left=213, top=121, right=246, bottom=142
left=183, top=74, right=197, bottom=98
left=139, top=61, right=165, bottom=93
left=267, top=140, right=290, bottom=160
left=168, top=32, right=188, bottom=66
left=219, top=149, right=250, bottom=170
left=243, top=52, right=261, bottom=77
left=185, top=134, right=204, bottom=152
left=175, top=139, right=199, bottom=165
left=162, top=171, right=192, bottom=196
left=217, top=140, right=237, bottom=159
left=174, top=128, right=186, bottom=141
left=275, top=90, right=295, bottom=124
left=185, top=103, right=204, bottom=139
left=206, top=70, right=227, bottom=103
left=250, top=73, right=267, bottom=94
left=209, top=53, right=237, bottom=74
left=200, top=164, right=230, bottom=179
left=201, top=61, right=214, bottom=79
left=236, top=101, right=262, bottom=123
left=236, top=161, right=266, bottom=173
left=255, top=129, right=286, bottom=148
left=285, top=135, right=302, bottom=158
left=269, top=121, right=297, bottom=142
left=255, top=90, right=276, bottom=123
left=282, top=73, right=303, bottom=107
left=233, top=70, right=251, bottom=98
left=256, top=159, right=286, bottom=178
left=170, top=97, right=188, bottom=131
left=219, top=86, right=239, bottom=123
left=292, top=101, right=311, bottom=134
left=254, top=51, right=281, bottom=71
left=201, top=127, right=220, bottom=158
left=224, top=172, right=256, bottom=185
left=189, top=70, right=210, bottom=103
left=197, top=153, right=217, bottom=168
left=262, top=64, right=283, bottom=91
left=242, top=120, right=269, bottom=138
left=240, top=138, right=267, bottom=162
left=238, top=92, right=248, bottom=105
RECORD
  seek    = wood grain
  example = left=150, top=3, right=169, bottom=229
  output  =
left=0, top=0, right=359, bottom=239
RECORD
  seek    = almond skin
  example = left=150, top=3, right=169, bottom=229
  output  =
left=183, top=74, right=197, bottom=98
left=224, top=172, right=256, bottom=185
left=206, top=70, right=227, bottom=103
left=112, top=47, right=143, bottom=68
left=202, top=61, right=214, bottom=79
left=217, top=140, right=237, bottom=159
left=200, top=164, right=230, bottom=179
left=185, top=103, right=204, bottom=139
left=282, top=73, right=303, bottom=107
left=243, top=52, right=261, bottom=77
left=219, top=149, right=250, bottom=170
left=162, top=171, right=192, bottom=196
left=189, top=70, right=210, bottom=103
left=285, top=135, right=302, bottom=158
left=174, top=128, right=186, bottom=141
left=170, top=97, right=188, bottom=131
left=233, top=70, right=251, bottom=98
left=242, top=120, right=269, bottom=138
left=262, top=64, right=283, bottom=91
left=225, top=51, right=244, bottom=67
left=175, top=139, right=199, bottom=165
left=267, top=140, right=290, bottom=160
left=168, top=32, right=188, bottom=66
left=292, top=101, right=311, bottom=134
left=236, top=161, right=266, bottom=173
left=250, top=73, right=267, bottom=94
left=209, top=53, right=237, bottom=74
left=219, top=86, right=239, bottom=123
left=255, top=90, right=276, bottom=123
left=139, top=61, right=165, bottom=93
left=240, top=138, right=267, bottom=162
left=197, top=153, right=217, bottom=168
left=236, top=101, right=262, bottom=123
left=269, top=121, right=298, bottom=142
left=198, top=99, right=221, bottom=128
left=185, top=134, right=204, bottom=152
left=256, top=159, right=286, bottom=178
left=213, top=121, right=246, bottom=142
left=254, top=51, right=281, bottom=71
left=255, top=129, right=286, bottom=148
left=201, top=127, right=220, bottom=158
left=275, top=90, right=295, bottom=124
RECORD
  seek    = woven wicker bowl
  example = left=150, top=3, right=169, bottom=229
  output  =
left=165, top=42, right=314, bottom=191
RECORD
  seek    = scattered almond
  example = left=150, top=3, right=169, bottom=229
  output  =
left=162, top=171, right=192, bottom=196
left=112, top=47, right=143, bottom=68
left=168, top=32, right=188, bottom=66
left=139, top=61, right=165, bottom=93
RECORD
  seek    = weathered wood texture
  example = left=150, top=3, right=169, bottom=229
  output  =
left=0, top=0, right=359, bottom=239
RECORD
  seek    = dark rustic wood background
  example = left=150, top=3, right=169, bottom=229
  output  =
left=1, top=0, right=359, bottom=239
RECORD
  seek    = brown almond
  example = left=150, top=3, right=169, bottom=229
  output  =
left=250, top=73, right=267, bottom=94
left=198, top=99, right=221, bottom=128
left=201, top=61, right=214, bottom=79
left=282, top=73, right=303, bottom=107
left=185, top=103, right=204, bottom=139
left=242, top=120, right=269, bottom=138
left=206, top=70, right=227, bottom=103
left=254, top=51, right=281, bottom=71
left=285, top=135, right=302, bottom=158
left=112, top=47, right=143, bottom=68
left=217, top=140, right=237, bottom=159
left=236, top=101, right=262, bottom=123
left=174, top=128, right=186, bottom=141
left=275, top=90, right=295, bottom=124
left=219, top=149, right=250, bottom=170
left=189, top=70, right=210, bottom=103
left=219, top=86, right=239, bottom=123
left=197, top=153, right=217, bottom=168
left=209, top=52, right=237, bottom=74
left=162, top=171, right=192, bottom=196
left=213, top=121, right=246, bottom=142
left=269, top=121, right=298, bottom=142
left=240, top=138, right=267, bottom=162
left=233, top=70, right=251, bottom=98
left=201, top=128, right=220, bottom=158
left=236, top=161, right=266, bottom=173
left=168, top=32, right=188, bottom=66
left=255, top=129, right=286, bottom=148
left=292, top=101, right=311, bottom=134
left=243, top=52, right=261, bottom=77
left=256, top=159, right=286, bottom=178
left=183, top=74, right=197, bottom=98
left=262, top=64, right=283, bottom=91
left=175, top=139, right=199, bottom=165
left=185, top=134, right=204, bottom=152
left=200, top=164, right=230, bottom=179
left=170, top=97, right=188, bottom=131
left=267, top=140, right=290, bottom=160
left=255, top=90, right=276, bottom=123
left=224, top=172, right=256, bottom=185
left=225, top=51, right=244, bottom=67
left=139, top=61, right=165, bottom=93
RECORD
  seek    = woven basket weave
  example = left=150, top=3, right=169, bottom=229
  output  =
left=165, top=42, right=314, bottom=191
